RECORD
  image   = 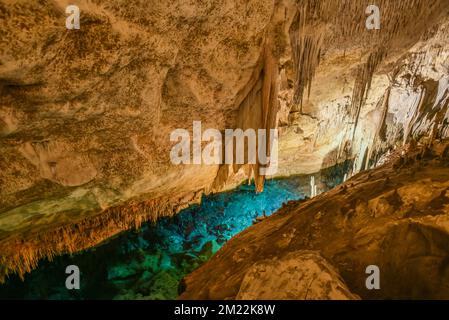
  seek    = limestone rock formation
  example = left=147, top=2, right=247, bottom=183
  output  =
left=0, top=0, right=283, bottom=281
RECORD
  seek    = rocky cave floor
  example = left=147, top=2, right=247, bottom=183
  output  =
left=179, top=140, right=449, bottom=300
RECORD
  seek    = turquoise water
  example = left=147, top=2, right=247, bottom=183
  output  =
left=0, top=165, right=348, bottom=300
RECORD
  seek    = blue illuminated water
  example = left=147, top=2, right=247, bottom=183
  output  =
left=0, top=166, right=347, bottom=300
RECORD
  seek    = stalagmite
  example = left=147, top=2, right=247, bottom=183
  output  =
left=310, top=176, right=317, bottom=198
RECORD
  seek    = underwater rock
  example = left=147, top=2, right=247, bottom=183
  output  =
left=144, top=271, right=180, bottom=300
left=140, top=253, right=161, bottom=274
left=158, top=253, right=172, bottom=270
left=107, top=261, right=141, bottom=281
left=216, top=236, right=228, bottom=245
left=198, top=240, right=221, bottom=259
left=115, top=270, right=180, bottom=300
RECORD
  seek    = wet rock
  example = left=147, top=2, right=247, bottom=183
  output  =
left=159, top=253, right=172, bottom=270
left=214, top=224, right=230, bottom=232
left=198, top=240, right=221, bottom=259
left=141, top=253, right=161, bottom=273
left=171, top=252, right=198, bottom=267
left=107, top=260, right=140, bottom=281
left=216, top=236, right=227, bottom=246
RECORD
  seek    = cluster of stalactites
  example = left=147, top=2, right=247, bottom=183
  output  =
left=290, top=0, right=444, bottom=109
left=350, top=48, right=387, bottom=140
left=0, top=197, right=186, bottom=283
left=213, top=39, right=280, bottom=194
left=291, top=24, right=324, bottom=109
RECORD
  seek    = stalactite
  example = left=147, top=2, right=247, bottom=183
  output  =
left=367, top=84, right=393, bottom=164
left=289, top=0, right=444, bottom=128
left=213, top=38, right=280, bottom=194
left=255, top=39, right=280, bottom=192
left=409, top=79, right=445, bottom=141
left=0, top=194, right=201, bottom=283
left=291, top=5, right=325, bottom=110
left=349, top=48, right=387, bottom=143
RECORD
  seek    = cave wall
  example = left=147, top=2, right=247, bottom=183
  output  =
left=276, top=0, right=449, bottom=177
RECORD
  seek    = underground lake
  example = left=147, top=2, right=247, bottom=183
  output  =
left=0, top=164, right=349, bottom=300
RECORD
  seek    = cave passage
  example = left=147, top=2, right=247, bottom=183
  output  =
left=0, top=164, right=348, bottom=300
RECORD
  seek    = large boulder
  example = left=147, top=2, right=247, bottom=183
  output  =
left=235, top=250, right=359, bottom=300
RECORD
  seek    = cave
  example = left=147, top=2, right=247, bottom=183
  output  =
left=1, top=0, right=449, bottom=303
